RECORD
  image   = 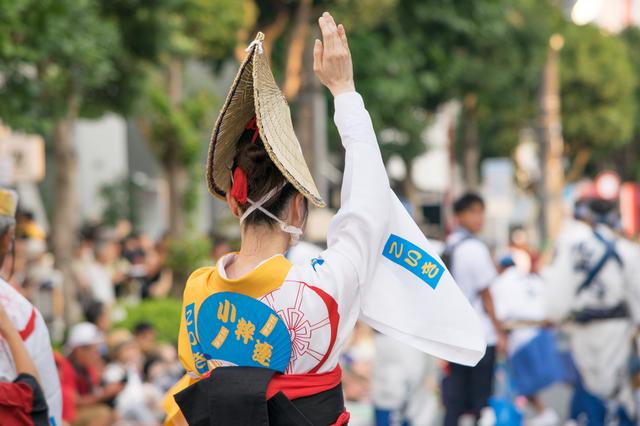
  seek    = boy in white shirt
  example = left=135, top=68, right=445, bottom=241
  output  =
left=442, top=193, right=505, bottom=426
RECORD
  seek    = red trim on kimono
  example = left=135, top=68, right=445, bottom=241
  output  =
left=19, top=307, right=36, bottom=341
left=266, top=364, right=342, bottom=400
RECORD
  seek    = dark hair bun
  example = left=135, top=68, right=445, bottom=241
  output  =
left=233, top=128, right=304, bottom=227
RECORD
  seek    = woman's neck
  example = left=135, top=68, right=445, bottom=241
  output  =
left=225, top=226, right=289, bottom=279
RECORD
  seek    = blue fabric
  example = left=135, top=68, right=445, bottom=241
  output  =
left=382, top=234, right=445, bottom=289
left=570, top=379, right=634, bottom=426
left=576, top=230, right=622, bottom=294
left=374, top=408, right=410, bottom=426
left=195, top=292, right=292, bottom=373
left=489, top=397, right=522, bottom=426
left=508, top=330, right=564, bottom=396
left=490, top=362, right=522, bottom=426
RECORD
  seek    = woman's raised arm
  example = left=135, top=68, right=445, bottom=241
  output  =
left=314, top=13, right=391, bottom=287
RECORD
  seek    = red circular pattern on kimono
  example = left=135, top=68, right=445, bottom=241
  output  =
left=260, top=281, right=339, bottom=374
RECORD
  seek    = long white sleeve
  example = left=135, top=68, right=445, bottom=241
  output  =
left=323, top=91, right=390, bottom=287
left=304, top=91, right=485, bottom=367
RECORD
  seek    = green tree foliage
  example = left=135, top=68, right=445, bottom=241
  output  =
left=344, top=0, right=560, bottom=182
left=131, top=0, right=249, bottom=236
left=0, top=0, right=120, bottom=131
left=0, top=0, right=136, bottom=323
left=115, top=298, right=184, bottom=344
left=560, top=24, right=635, bottom=160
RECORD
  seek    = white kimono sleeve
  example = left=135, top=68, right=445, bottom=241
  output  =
left=323, top=92, right=485, bottom=366
left=0, top=280, right=62, bottom=426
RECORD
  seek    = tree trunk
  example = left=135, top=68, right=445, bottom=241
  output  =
left=539, top=43, right=565, bottom=242
left=460, top=94, right=480, bottom=190
left=401, top=158, right=419, bottom=215
left=51, top=90, right=82, bottom=325
left=165, top=58, right=187, bottom=237
left=164, top=153, right=188, bottom=237
left=295, top=25, right=330, bottom=201
left=565, top=146, right=592, bottom=183
left=236, top=7, right=289, bottom=61
left=283, top=0, right=312, bottom=100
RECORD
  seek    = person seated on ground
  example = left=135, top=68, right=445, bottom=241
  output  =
left=104, top=329, right=162, bottom=424
left=144, top=343, right=184, bottom=395
left=134, top=321, right=159, bottom=358
left=54, top=351, right=77, bottom=426
left=84, top=301, right=111, bottom=336
left=65, top=322, right=120, bottom=426
left=0, top=303, right=49, bottom=426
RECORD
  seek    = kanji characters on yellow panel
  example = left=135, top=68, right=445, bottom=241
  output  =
left=217, top=300, right=237, bottom=323
left=252, top=340, right=273, bottom=367
left=235, top=318, right=256, bottom=344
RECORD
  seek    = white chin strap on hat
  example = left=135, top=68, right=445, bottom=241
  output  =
left=239, top=185, right=304, bottom=245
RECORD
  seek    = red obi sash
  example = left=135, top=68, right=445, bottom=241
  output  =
left=266, top=364, right=342, bottom=400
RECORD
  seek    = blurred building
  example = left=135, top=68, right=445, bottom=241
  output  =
left=567, top=0, right=640, bottom=32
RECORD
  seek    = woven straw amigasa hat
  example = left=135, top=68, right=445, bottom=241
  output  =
left=206, top=32, right=325, bottom=208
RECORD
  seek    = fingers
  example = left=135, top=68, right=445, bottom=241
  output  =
left=337, top=24, right=350, bottom=54
left=318, top=12, right=340, bottom=52
left=313, top=38, right=323, bottom=75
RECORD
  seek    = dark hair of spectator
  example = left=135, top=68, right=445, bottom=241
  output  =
left=84, top=301, right=105, bottom=325
left=453, top=192, right=485, bottom=214
left=134, top=321, right=155, bottom=335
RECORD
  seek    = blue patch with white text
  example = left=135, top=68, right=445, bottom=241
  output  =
left=382, top=234, right=444, bottom=289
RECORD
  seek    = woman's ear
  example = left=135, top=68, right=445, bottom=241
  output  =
left=290, top=192, right=307, bottom=227
left=226, top=192, right=241, bottom=218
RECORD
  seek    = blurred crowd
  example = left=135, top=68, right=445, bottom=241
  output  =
left=3, top=183, right=640, bottom=426
left=2, top=215, right=205, bottom=426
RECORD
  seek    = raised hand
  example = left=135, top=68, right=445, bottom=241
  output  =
left=313, top=12, right=355, bottom=97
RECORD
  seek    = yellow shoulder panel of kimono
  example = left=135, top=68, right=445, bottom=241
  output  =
left=171, top=255, right=293, bottom=422
left=177, top=255, right=292, bottom=370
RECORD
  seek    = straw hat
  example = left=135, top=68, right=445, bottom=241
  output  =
left=206, top=32, right=325, bottom=208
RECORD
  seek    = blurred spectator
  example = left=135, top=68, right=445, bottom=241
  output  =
left=492, top=255, right=561, bottom=426
left=134, top=322, right=158, bottom=358
left=16, top=210, right=46, bottom=241
left=84, top=301, right=111, bottom=357
left=54, top=351, right=78, bottom=426
left=102, top=238, right=131, bottom=299
left=140, top=238, right=172, bottom=299
left=104, top=329, right=161, bottom=424
left=23, top=238, right=64, bottom=342
left=84, top=240, right=116, bottom=307
left=122, top=234, right=146, bottom=268
left=144, top=343, right=184, bottom=395
left=84, top=301, right=111, bottom=335
left=65, top=322, right=118, bottom=426
left=209, top=234, right=231, bottom=262
left=442, top=193, right=505, bottom=426
left=0, top=188, right=62, bottom=425
left=0, top=302, right=49, bottom=426
left=543, top=196, right=640, bottom=425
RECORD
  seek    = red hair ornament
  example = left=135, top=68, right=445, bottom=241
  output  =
left=230, top=116, right=261, bottom=205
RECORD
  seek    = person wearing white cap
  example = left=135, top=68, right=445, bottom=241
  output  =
left=164, top=12, right=484, bottom=426
left=65, top=321, right=119, bottom=426
left=0, top=188, right=62, bottom=426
